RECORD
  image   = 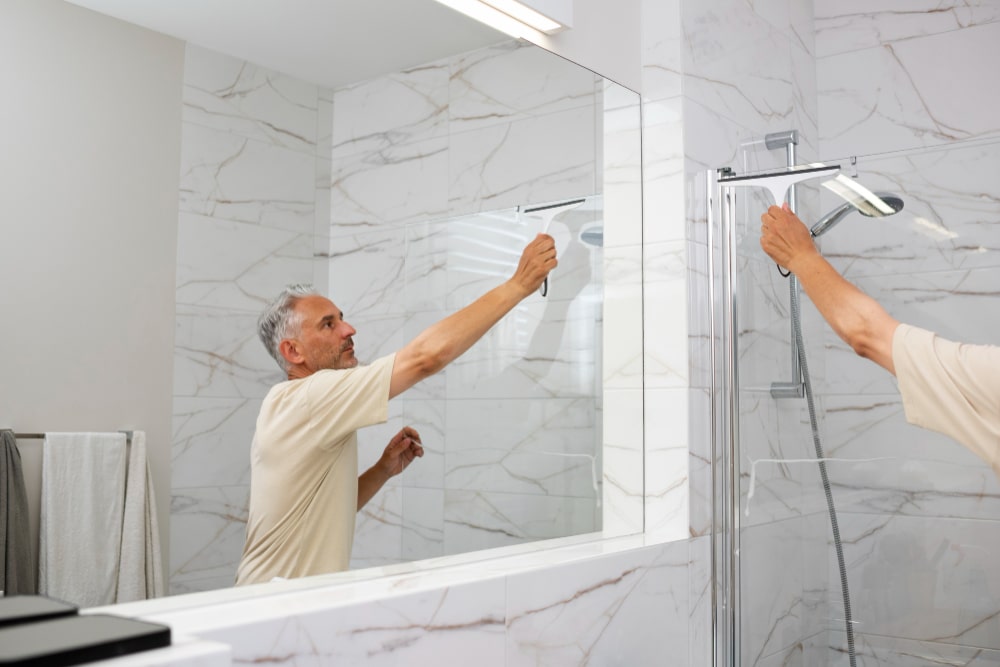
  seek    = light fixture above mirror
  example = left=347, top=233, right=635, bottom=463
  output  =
left=432, top=0, right=572, bottom=37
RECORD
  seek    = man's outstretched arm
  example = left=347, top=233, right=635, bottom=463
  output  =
left=760, top=204, right=900, bottom=374
left=388, top=233, right=557, bottom=398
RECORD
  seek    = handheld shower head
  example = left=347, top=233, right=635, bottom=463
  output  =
left=810, top=192, right=904, bottom=238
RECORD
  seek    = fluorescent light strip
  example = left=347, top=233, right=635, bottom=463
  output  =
left=431, top=0, right=539, bottom=39
left=480, top=0, right=563, bottom=32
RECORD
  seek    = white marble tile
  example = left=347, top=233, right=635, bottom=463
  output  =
left=506, top=541, right=689, bottom=666
left=449, top=40, right=596, bottom=135
left=790, top=39, right=819, bottom=162
left=817, top=140, right=1000, bottom=279
left=789, top=0, right=816, bottom=58
left=329, top=136, right=449, bottom=229
left=169, top=486, right=248, bottom=588
left=815, top=0, right=1000, bottom=59
left=740, top=517, right=810, bottom=664
left=641, top=98, right=686, bottom=245
left=603, top=245, right=644, bottom=390
left=683, top=99, right=752, bottom=181
left=641, top=0, right=683, bottom=103
left=445, top=398, right=599, bottom=498
left=215, top=579, right=507, bottom=667
left=173, top=305, right=283, bottom=399
left=644, top=240, right=690, bottom=389
left=603, top=388, right=644, bottom=537
left=402, top=218, right=451, bottom=314
left=171, top=396, right=258, bottom=488
left=687, top=387, right=714, bottom=537
left=176, top=213, right=314, bottom=311
left=603, top=92, right=644, bottom=248
left=443, top=490, right=597, bottom=555
left=687, top=240, right=713, bottom=395
left=313, top=155, right=332, bottom=291
left=351, top=484, right=404, bottom=569
left=179, top=123, right=316, bottom=233
left=398, top=399, right=447, bottom=490
left=326, top=225, right=408, bottom=317
left=317, top=88, right=333, bottom=154
left=824, top=630, right=1000, bottom=666
left=836, top=513, right=1000, bottom=649
left=681, top=0, right=795, bottom=136
left=446, top=298, right=600, bottom=399
left=182, top=44, right=319, bottom=155
left=449, top=105, right=597, bottom=214
left=738, top=389, right=807, bottom=527
left=688, top=536, right=713, bottom=667
left=644, top=388, right=690, bottom=539
left=818, top=393, right=1000, bottom=521
left=330, top=57, right=449, bottom=159
left=401, top=487, right=445, bottom=562
left=818, top=22, right=1000, bottom=158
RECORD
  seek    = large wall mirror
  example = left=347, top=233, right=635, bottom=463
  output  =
left=7, top=0, right=643, bottom=606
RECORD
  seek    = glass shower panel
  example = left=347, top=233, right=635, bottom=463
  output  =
left=402, top=196, right=604, bottom=558
left=715, top=137, right=1000, bottom=666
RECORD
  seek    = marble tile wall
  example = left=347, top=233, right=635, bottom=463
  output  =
left=171, top=44, right=331, bottom=594
left=142, top=537, right=697, bottom=667
left=809, top=4, right=1000, bottom=664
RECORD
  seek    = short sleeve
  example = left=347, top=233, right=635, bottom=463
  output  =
left=304, top=353, right=395, bottom=448
left=892, top=324, right=1000, bottom=478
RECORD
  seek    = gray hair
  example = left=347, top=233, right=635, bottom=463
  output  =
left=258, top=284, right=321, bottom=372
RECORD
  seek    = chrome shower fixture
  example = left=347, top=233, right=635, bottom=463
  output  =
left=810, top=192, right=905, bottom=238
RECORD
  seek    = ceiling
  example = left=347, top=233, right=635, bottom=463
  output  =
left=63, top=0, right=508, bottom=89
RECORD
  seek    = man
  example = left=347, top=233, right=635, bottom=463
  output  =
left=759, top=203, right=1000, bottom=479
left=236, top=233, right=558, bottom=585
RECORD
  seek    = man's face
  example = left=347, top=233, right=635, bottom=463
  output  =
left=291, top=295, right=358, bottom=371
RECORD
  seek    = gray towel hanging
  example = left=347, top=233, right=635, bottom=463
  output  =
left=0, top=430, right=35, bottom=595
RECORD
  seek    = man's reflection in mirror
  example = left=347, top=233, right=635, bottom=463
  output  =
left=236, top=234, right=557, bottom=584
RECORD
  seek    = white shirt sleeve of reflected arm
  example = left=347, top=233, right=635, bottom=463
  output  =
left=891, top=323, right=1000, bottom=479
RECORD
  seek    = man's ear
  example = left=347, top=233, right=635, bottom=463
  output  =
left=279, top=339, right=304, bottom=366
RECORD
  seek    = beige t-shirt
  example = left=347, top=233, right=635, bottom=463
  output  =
left=892, top=324, right=1000, bottom=479
left=235, top=354, right=395, bottom=585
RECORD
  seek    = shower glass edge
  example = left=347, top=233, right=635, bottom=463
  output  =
left=709, top=164, right=844, bottom=667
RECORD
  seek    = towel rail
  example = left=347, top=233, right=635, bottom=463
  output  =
left=4, top=431, right=134, bottom=441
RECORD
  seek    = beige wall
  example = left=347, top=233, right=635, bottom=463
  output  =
left=0, top=0, right=185, bottom=581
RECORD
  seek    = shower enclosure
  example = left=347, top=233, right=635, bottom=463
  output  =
left=710, top=135, right=1000, bottom=665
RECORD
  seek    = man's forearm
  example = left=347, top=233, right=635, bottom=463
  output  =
left=789, top=252, right=899, bottom=373
left=389, top=281, right=526, bottom=397
left=357, top=466, right=391, bottom=511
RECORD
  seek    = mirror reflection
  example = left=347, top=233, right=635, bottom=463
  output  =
left=173, top=38, right=614, bottom=593
left=3, top=0, right=643, bottom=606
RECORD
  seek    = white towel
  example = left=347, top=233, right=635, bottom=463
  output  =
left=39, top=432, right=127, bottom=607
left=115, top=430, right=164, bottom=602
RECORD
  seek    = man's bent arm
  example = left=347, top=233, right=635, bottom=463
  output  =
left=357, top=465, right=390, bottom=511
